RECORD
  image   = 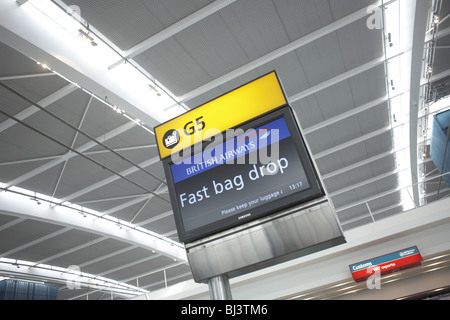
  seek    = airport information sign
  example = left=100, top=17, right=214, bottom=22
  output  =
left=156, top=72, right=324, bottom=243
left=163, top=107, right=324, bottom=242
left=349, top=246, right=423, bottom=282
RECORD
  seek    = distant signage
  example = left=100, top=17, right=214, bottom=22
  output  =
left=349, top=246, right=423, bottom=282
left=154, top=72, right=287, bottom=159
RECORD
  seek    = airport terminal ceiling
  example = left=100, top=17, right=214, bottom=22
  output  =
left=0, top=0, right=449, bottom=299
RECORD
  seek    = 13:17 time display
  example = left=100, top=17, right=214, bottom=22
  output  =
left=288, top=181, right=304, bottom=191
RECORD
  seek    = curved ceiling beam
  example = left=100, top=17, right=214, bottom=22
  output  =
left=0, top=189, right=187, bottom=263
left=0, top=0, right=176, bottom=125
left=408, top=0, right=432, bottom=207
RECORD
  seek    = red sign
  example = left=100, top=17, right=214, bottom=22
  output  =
left=349, top=246, right=423, bottom=282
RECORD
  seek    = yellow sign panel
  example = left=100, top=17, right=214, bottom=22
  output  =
left=155, top=71, right=287, bottom=159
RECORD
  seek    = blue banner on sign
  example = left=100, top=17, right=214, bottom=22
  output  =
left=171, top=117, right=292, bottom=183
left=349, top=246, right=420, bottom=272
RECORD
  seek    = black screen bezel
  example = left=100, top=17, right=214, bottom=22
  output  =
left=163, top=106, right=324, bottom=243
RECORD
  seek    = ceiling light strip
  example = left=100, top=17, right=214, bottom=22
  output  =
left=47, top=0, right=188, bottom=113
left=0, top=72, right=55, bottom=81
left=33, top=59, right=156, bottom=135
left=108, top=0, right=238, bottom=69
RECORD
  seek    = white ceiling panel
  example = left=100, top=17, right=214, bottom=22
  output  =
left=291, top=96, right=325, bottom=129
left=0, top=219, right=64, bottom=253
left=295, top=32, right=346, bottom=86
left=174, top=14, right=251, bottom=78
left=337, top=17, right=384, bottom=70
left=348, top=65, right=387, bottom=105
left=328, top=0, right=378, bottom=20
left=274, top=0, right=334, bottom=40
left=134, top=38, right=212, bottom=97
left=336, top=203, right=371, bottom=225
left=218, top=0, right=291, bottom=59
left=313, top=81, right=355, bottom=120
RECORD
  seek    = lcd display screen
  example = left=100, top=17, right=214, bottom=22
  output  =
left=163, top=106, right=324, bottom=243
